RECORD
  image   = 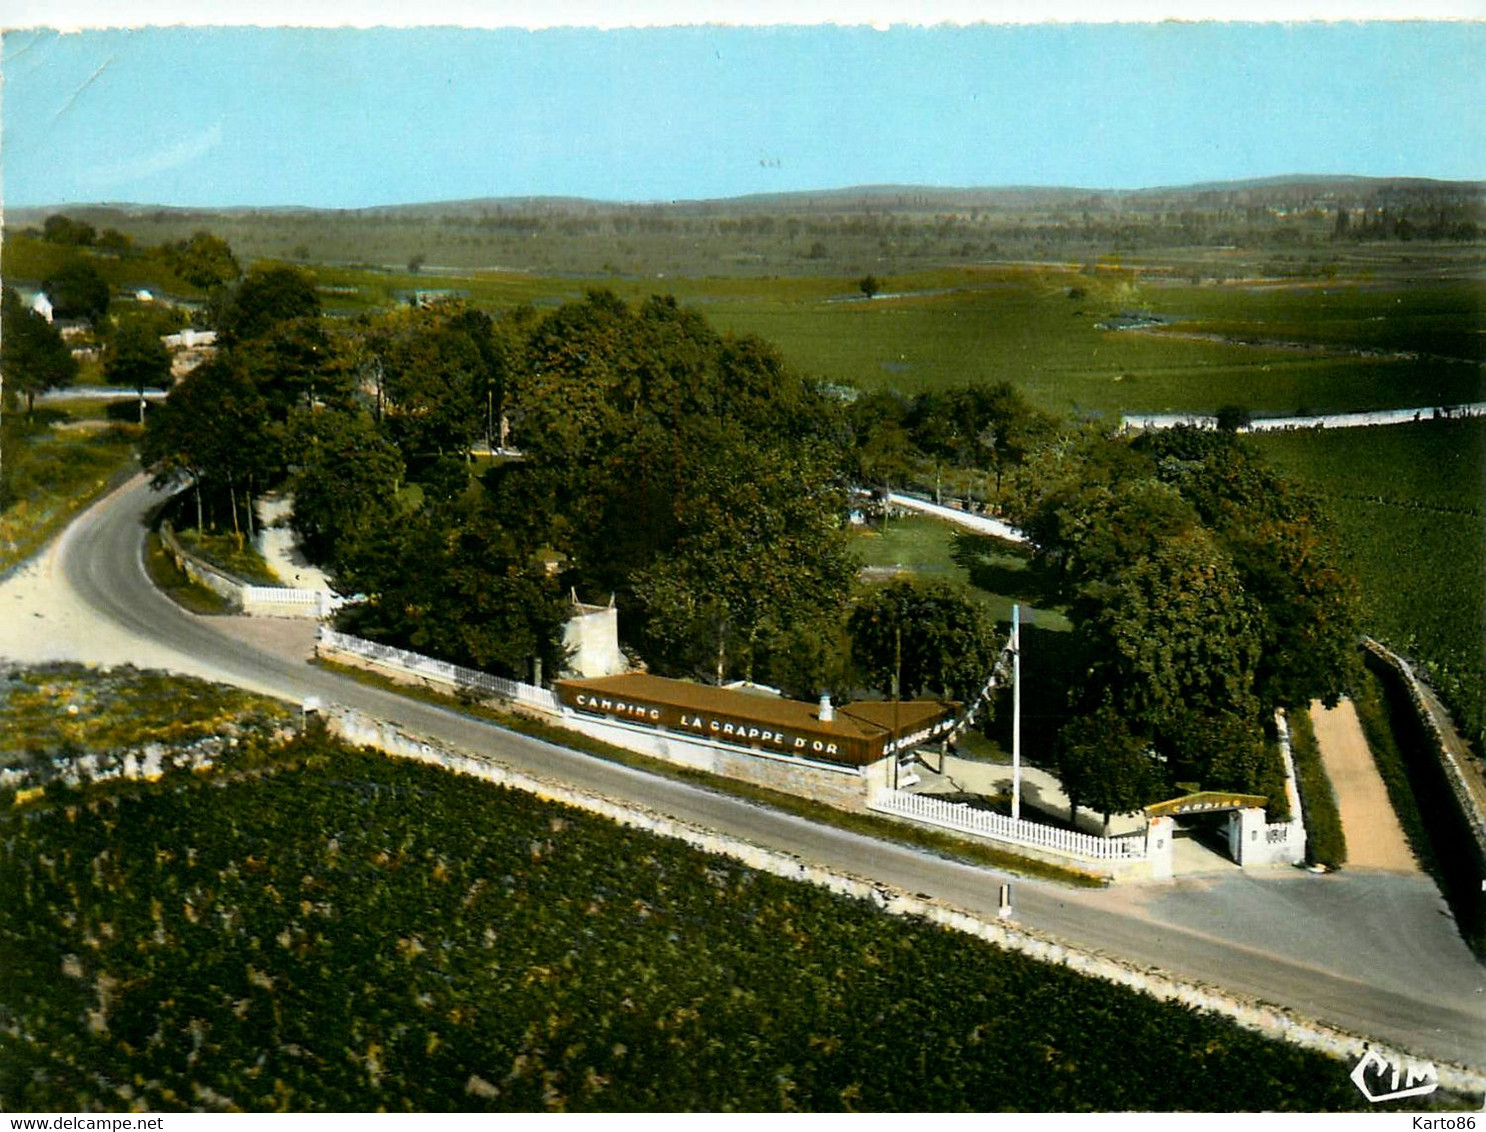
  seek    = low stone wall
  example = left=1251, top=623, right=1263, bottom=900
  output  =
left=1238, top=713, right=1307, bottom=868
left=1362, top=638, right=1486, bottom=949
left=159, top=522, right=244, bottom=611
left=1363, top=639, right=1486, bottom=851
left=321, top=702, right=1486, bottom=1095
left=161, top=523, right=337, bottom=619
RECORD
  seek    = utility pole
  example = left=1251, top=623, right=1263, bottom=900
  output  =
left=1011, top=603, right=1022, bottom=822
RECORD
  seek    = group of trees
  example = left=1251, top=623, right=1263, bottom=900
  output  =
left=342, top=291, right=863, bottom=689
left=846, top=382, right=1057, bottom=502
left=33, top=213, right=243, bottom=291
left=1003, top=424, right=1360, bottom=821
left=2, top=215, right=231, bottom=426
left=1, top=287, right=78, bottom=414
left=130, top=247, right=1362, bottom=829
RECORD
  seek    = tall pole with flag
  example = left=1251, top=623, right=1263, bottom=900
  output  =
left=1012, top=603, right=1022, bottom=821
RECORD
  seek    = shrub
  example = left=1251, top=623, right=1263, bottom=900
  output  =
left=1285, top=706, right=1346, bottom=868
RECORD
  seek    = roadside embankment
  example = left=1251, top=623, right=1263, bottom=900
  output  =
left=1361, top=639, right=1486, bottom=953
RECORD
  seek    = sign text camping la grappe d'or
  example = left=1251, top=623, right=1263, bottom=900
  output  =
left=563, top=690, right=848, bottom=759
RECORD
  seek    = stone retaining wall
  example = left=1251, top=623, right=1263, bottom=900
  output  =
left=160, top=522, right=338, bottom=619
left=159, top=522, right=244, bottom=611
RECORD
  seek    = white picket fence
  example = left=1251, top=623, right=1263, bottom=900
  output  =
left=317, top=628, right=561, bottom=713
left=869, top=787, right=1148, bottom=861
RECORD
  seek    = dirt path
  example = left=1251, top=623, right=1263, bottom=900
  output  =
left=1311, top=699, right=1418, bottom=872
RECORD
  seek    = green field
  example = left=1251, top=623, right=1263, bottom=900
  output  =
left=0, top=702, right=1372, bottom=1112
left=8, top=224, right=1480, bottom=423
left=413, top=264, right=1478, bottom=419
left=1252, top=420, right=1486, bottom=752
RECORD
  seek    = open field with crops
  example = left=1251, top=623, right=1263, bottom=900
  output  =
left=7, top=217, right=1481, bottom=422
left=0, top=673, right=1372, bottom=1112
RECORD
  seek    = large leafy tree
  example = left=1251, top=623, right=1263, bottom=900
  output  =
left=287, top=408, right=404, bottom=576
left=236, top=317, right=354, bottom=420
left=848, top=579, right=1000, bottom=703
left=41, top=214, right=96, bottom=246
left=1135, top=426, right=1361, bottom=710
left=1079, top=529, right=1264, bottom=757
left=216, top=265, right=321, bottom=346
left=1056, top=706, right=1167, bottom=829
left=41, top=258, right=110, bottom=327
left=632, top=429, right=856, bottom=685
left=1, top=287, right=78, bottom=413
left=376, top=313, right=486, bottom=467
left=166, top=231, right=241, bottom=290
left=907, top=382, right=1056, bottom=493
left=337, top=504, right=569, bottom=681
left=141, top=355, right=280, bottom=543
left=103, top=313, right=172, bottom=412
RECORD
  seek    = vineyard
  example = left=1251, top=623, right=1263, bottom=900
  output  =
left=0, top=714, right=1371, bottom=1111
left=1252, top=419, right=1486, bottom=755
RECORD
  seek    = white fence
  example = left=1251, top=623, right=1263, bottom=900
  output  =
left=317, top=627, right=561, bottom=714
left=1123, top=401, right=1486, bottom=434
left=869, top=787, right=1148, bottom=861
left=159, top=522, right=342, bottom=620
left=243, top=585, right=343, bottom=618
left=1266, top=712, right=1309, bottom=865
left=885, top=492, right=1028, bottom=544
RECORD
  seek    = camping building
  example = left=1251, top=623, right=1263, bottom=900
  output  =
left=552, top=672, right=958, bottom=809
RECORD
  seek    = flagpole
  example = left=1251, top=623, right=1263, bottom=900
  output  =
left=1012, top=603, right=1021, bottom=822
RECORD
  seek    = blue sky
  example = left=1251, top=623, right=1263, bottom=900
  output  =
left=3, top=21, right=1482, bottom=208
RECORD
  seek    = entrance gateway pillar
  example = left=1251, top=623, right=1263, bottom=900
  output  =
left=1145, top=815, right=1175, bottom=880
left=1143, top=791, right=1270, bottom=877
left=1228, top=807, right=1268, bottom=866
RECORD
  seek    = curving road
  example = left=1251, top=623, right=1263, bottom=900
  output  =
left=10, top=474, right=1486, bottom=1073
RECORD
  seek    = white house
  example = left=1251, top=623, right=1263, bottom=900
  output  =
left=30, top=292, right=54, bottom=322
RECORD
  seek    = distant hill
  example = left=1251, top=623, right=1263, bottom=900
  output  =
left=6, top=175, right=1480, bottom=283
left=8, top=175, right=1484, bottom=226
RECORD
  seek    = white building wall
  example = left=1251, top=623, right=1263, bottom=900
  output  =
left=562, top=604, right=627, bottom=678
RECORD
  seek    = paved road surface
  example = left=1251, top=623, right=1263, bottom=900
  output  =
left=4, top=475, right=1485, bottom=1071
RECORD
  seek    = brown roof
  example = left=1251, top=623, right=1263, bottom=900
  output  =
left=838, top=699, right=960, bottom=735
left=554, top=672, right=954, bottom=743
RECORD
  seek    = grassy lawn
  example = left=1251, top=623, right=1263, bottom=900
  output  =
left=0, top=420, right=139, bottom=576
left=172, top=526, right=282, bottom=585
left=144, top=532, right=236, bottom=615
left=700, top=270, right=1484, bottom=418
left=851, top=513, right=1071, bottom=631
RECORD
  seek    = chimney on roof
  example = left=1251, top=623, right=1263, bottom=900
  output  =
left=818, top=692, right=835, bottom=723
